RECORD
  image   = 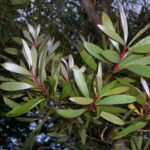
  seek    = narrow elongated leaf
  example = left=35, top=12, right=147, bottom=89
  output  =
left=101, top=50, right=120, bottom=63
left=23, top=30, right=33, bottom=43
left=2, top=62, right=31, bottom=75
left=122, top=56, right=150, bottom=67
left=96, top=106, right=127, bottom=114
left=7, top=97, right=45, bottom=117
left=130, top=36, right=150, bottom=49
left=61, top=83, right=72, bottom=99
left=60, top=63, right=69, bottom=81
left=114, top=122, right=147, bottom=139
left=83, top=42, right=106, bottom=61
left=141, top=77, right=150, bottom=97
left=100, top=111, right=124, bottom=125
left=101, top=86, right=129, bottom=97
left=3, top=97, right=20, bottom=109
left=80, top=128, right=86, bottom=144
left=69, top=97, right=93, bottom=105
left=73, top=66, right=90, bottom=97
left=0, top=82, right=33, bottom=91
left=22, top=39, right=32, bottom=67
left=144, top=138, right=150, bottom=150
left=129, top=44, right=150, bottom=53
left=57, top=109, right=86, bottom=118
left=80, top=50, right=97, bottom=71
left=27, top=24, right=37, bottom=40
left=129, top=23, right=150, bottom=46
left=119, top=54, right=143, bottom=67
left=68, top=54, right=74, bottom=69
left=96, top=95, right=136, bottom=105
left=31, top=47, right=37, bottom=71
left=126, top=65, right=150, bottom=78
left=102, top=12, right=115, bottom=31
left=119, top=3, right=128, bottom=43
left=97, top=24, right=124, bottom=45
left=4, top=48, right=18, bottom=55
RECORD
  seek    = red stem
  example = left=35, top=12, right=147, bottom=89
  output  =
left=113, top=45, right=127, bottom=72
left=30, top=69, right=50, bottom=98
left=88, top=95, right=100, bottom=111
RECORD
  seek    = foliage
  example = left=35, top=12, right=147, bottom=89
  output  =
left=1, top=3, right=150, bottom=149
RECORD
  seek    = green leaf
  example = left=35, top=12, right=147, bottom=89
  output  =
left=31, top=47, right=37, bottom=71
left=101, top=50, right=120, bottom=63
left=102, top=12, right=115, bottom=31
left=129, top=23, right=150, bottom=45
left=129, top=36, right=150, bottom=53
left=3, top=97, right=20, bottom=109
left=83, top=42, right=106, bottom=61
left=101, top=86, right=129, bottom=97
left=0, top=82, right=33, bottom=91
left=15, top=117, right=37, bottom=122
left=126, top=65, right=150, bottom=78
left=121, top=56, right=150, bottom=67
left=7, top=97, right=45, bottom=117
left=61, top=83, right=72, bottom=99
left=69, top=97, right=93, bottom=105
left=114, top=122, right=147, bottom=140
left=4, top=48, right=18, bottom=55
left=96, top=106, right=127, bottom=114
left=73, top=66, right=90, bottom=97
left=101, top=80, right=118, bottom=94
left=97, top=24, right=124, bottom=45
left=119, top=54, right=143, bottom=68
left=80, top=50, right=97, bottom=71
left=100, top=111, right=124, bottom=125
left=12, top=37, right=22, bottom=44
left=96, top=95, right=136, bottom=105
left=2, top=62, right=31, bottom=75
left=129, top=45, right=150, bottom=53
left=57, top=109, right=87, bottom=118
left=119, top=3, right=128, bottom=43
left=80, top=128, right=87, bottom=145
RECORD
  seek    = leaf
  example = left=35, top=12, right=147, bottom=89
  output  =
left=121, top=56, right=150, bottom=67
left=102, top=12, right=115, bottom=31
left=101, top=80, right=118, bottom=94
left=4, top=48, right=18, bottom=55
left=97, top=24, right=124, bottom=45
left=100, top=111, right=124, bottom=125
left=129, top=44, right=150, bottom=53
left=141, top=77, right=150, bottom=97
left=31, top=47, right=37, bottom=71
left=60, top=63, right=69, bottom=81
left=80, top=128, right=86, bottom=145
left=119, top=54, right=143, bottom=68
left=96, top=106, right=127, bottom=114
left=96, top=95, right=136, bottom=105
left=83, top=42, right=106, bottom=61
left=114, top=122, right=147, bottom=139
left=27, top=24, right=37, bottom=40
left=101, top=86, right=129, bottom=97
left=23, top=30, right=33, bottom=43
left=7, top=97, right=45, bottom=117
left=3, top=97, right=20, bottom=109
left=68, top=54, right=74, bottom=69
left=12, top=37, right=22, bottom=44
left=57, top=109, right=87, bottom=118
left=22, top=39, right=32, bottom=67
left=80, top=50, right=97, bottom=71
left=2, top=62, right=31, bottom=75
left=61, top=83, right=72, bottom=99
left=69, top=97, right=93, bottom=105
left=0, top=82, right=33, bottom=91
left=126, top=65, right=150, bottom=78
left=129, top=23, right=150, bottom=46
left=73, top=66, right=90, bottom=97
left=101, top=50, right=120, bottom=63
left=119, top=3, right=128, bottom=43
